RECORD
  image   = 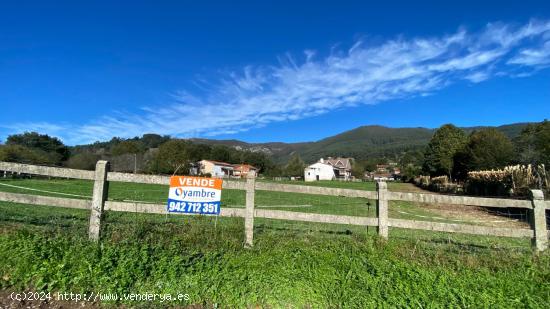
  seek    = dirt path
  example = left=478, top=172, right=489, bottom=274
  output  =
left=394, top=183, right=530, bottom=228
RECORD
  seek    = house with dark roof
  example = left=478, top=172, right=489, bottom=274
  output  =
left=323, top=157, right=353, bottom=180
left=304, top=157, right=354, bottom=181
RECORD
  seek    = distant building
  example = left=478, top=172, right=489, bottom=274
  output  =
left=376, top=164, right=389, bottom=173
left=304, top=162, right=336, bottom=182
left=304, top=157, right=354, bottom=182
left=199, top=160, right=234, bottom=178
left=233, top=164, right=258, bottom=178
left=373, top=173, right=395, bottom=181
left=323, top=157, right=353, bottom=180
left=372, top=164, right=400, bottom=181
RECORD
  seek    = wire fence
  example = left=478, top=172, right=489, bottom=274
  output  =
left=0, top=168, right=548, bottom=252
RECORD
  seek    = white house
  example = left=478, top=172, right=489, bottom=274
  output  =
left=304, top=157, right=354, bottom=182
left=198, top=160, right=234, bottom=178
left=304, top=162, right=336, bottom=182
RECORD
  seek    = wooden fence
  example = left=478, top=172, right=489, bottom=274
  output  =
left=0, top=161, right=549, bottom=251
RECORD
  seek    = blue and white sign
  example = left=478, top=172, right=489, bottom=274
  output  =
left=167, top=176, right=222, bottom=215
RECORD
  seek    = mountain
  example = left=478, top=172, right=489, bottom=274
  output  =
left=461, top=123, right=530, bottom=137
left=190, top=123, right=531, bottom=163
left=295, top=126, right=432, bottom=162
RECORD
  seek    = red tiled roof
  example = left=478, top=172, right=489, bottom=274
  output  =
left=233, top=164, right=258, bottom=171
left=202, top=160, right=234, bottom=167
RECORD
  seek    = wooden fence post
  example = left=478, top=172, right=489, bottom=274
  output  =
left=89, top=160, right=109, bottom=241
left=244, top=171, right=256, bottom=247
left=376, top=181, right=388, bottom=239
left=530, top=189, right=548, bottom=252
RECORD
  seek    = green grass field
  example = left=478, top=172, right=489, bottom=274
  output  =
left=259, top=178, right=419, bottom=191
left=0, top=178, right=548, bottom=307
left=0, top=178, right=501, bottom=223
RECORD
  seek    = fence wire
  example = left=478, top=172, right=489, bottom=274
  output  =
left=0, top=175, right=92, bottom=238
left=251, top=188, right=375, bottom=238
left=0, top=173, right=547, bottom=251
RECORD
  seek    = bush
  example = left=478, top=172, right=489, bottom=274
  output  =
left=0, top=145, right=60, bottom=165
left=65, top=153, right=100, bottom=170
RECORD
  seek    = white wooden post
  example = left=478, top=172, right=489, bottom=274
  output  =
left=376, top=181, right=388, bottom=239
left=89, top=160, right=109, bottom=241
left=244, top=170, right=256, bottom=247
left=530, top=189, right=548, bottom=252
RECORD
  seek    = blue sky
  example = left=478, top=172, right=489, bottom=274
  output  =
left=1, top=1, right=550, bottom=145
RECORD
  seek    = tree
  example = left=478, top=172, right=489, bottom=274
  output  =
left=400, top=149, right=424, bottom=167
left=516, top=120, right=550, bottom=166
left=422, top=124, right=467, bottom=178
left=363, top=158, right=378, bottom=172
left=141, top=134, right=170, bottom=148
left=111, top=140, right=144, bottom=156
left=239, top=151, right=276, bottom=175
left=454, top=128, right=516, bottom=174
left=0, top=144, right=57, bottom=165
left=284, top=153, right=305, bottom=177
left=6, top=132, right=70, bottom=164
left=534, top=120, right=550, bottom=165
left=515, top=124, right=539, bottom=164
left=401, top=164, right=422, bottom=182
left=148, top=139, right=197, bottom=174
left=209, top=145, right=237, bottom=163
left=351, top=160, right=366, bottom=178
left=66, top=152, right=100, bottom=170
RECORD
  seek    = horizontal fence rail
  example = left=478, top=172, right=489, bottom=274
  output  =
left=0, top=161, right=94, bottom=180
left=104, top=200, right=245, bottom=218
left=255, top=209, right=378, bottom=226
left=388, top=191, right=534, bottom=209
left=107, top=171, right=249, bottom=190
left=388, top=218, right=534, bottom=238
left=0, top=161, right=548, bottom=251
left=0, top=191, right=91, bottom=210
left=255, top=181, right=378, bottom=199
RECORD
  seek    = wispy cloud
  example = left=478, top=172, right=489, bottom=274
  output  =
left=3, top=19, right=550, bottom=145
left=508, top=41, right=550, bottom=67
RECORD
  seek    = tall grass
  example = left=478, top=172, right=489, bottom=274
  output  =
left=0, top=201, right=548, bottom=307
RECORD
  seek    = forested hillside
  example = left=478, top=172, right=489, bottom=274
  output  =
left=189, top=123, right=529, bottom=163
left=0, top=122, right=533, bottom=177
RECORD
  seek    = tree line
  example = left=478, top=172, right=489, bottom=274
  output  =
left=1, top=120, right=548, bottom=180
left=0, top=132, right=290, bottom=176
left=420, top=120, right=550, bottom=180
left=301, top=120, right=550, bottom=182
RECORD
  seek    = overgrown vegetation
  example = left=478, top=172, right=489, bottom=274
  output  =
left=0, top=132, right=70, bottom=166
left=0, top=199, right=548, bottom=307
left=418, top=120, right=550, bottom=196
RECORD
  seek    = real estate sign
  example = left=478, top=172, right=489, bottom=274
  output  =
left=167, top=176, right=222, bottom=215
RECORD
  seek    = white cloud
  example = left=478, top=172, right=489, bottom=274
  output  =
left=465, top=71, right=491, bottom=83
left=508, top=41, right=550, bottom=67
left=3, top=19, right=550, bottom=145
